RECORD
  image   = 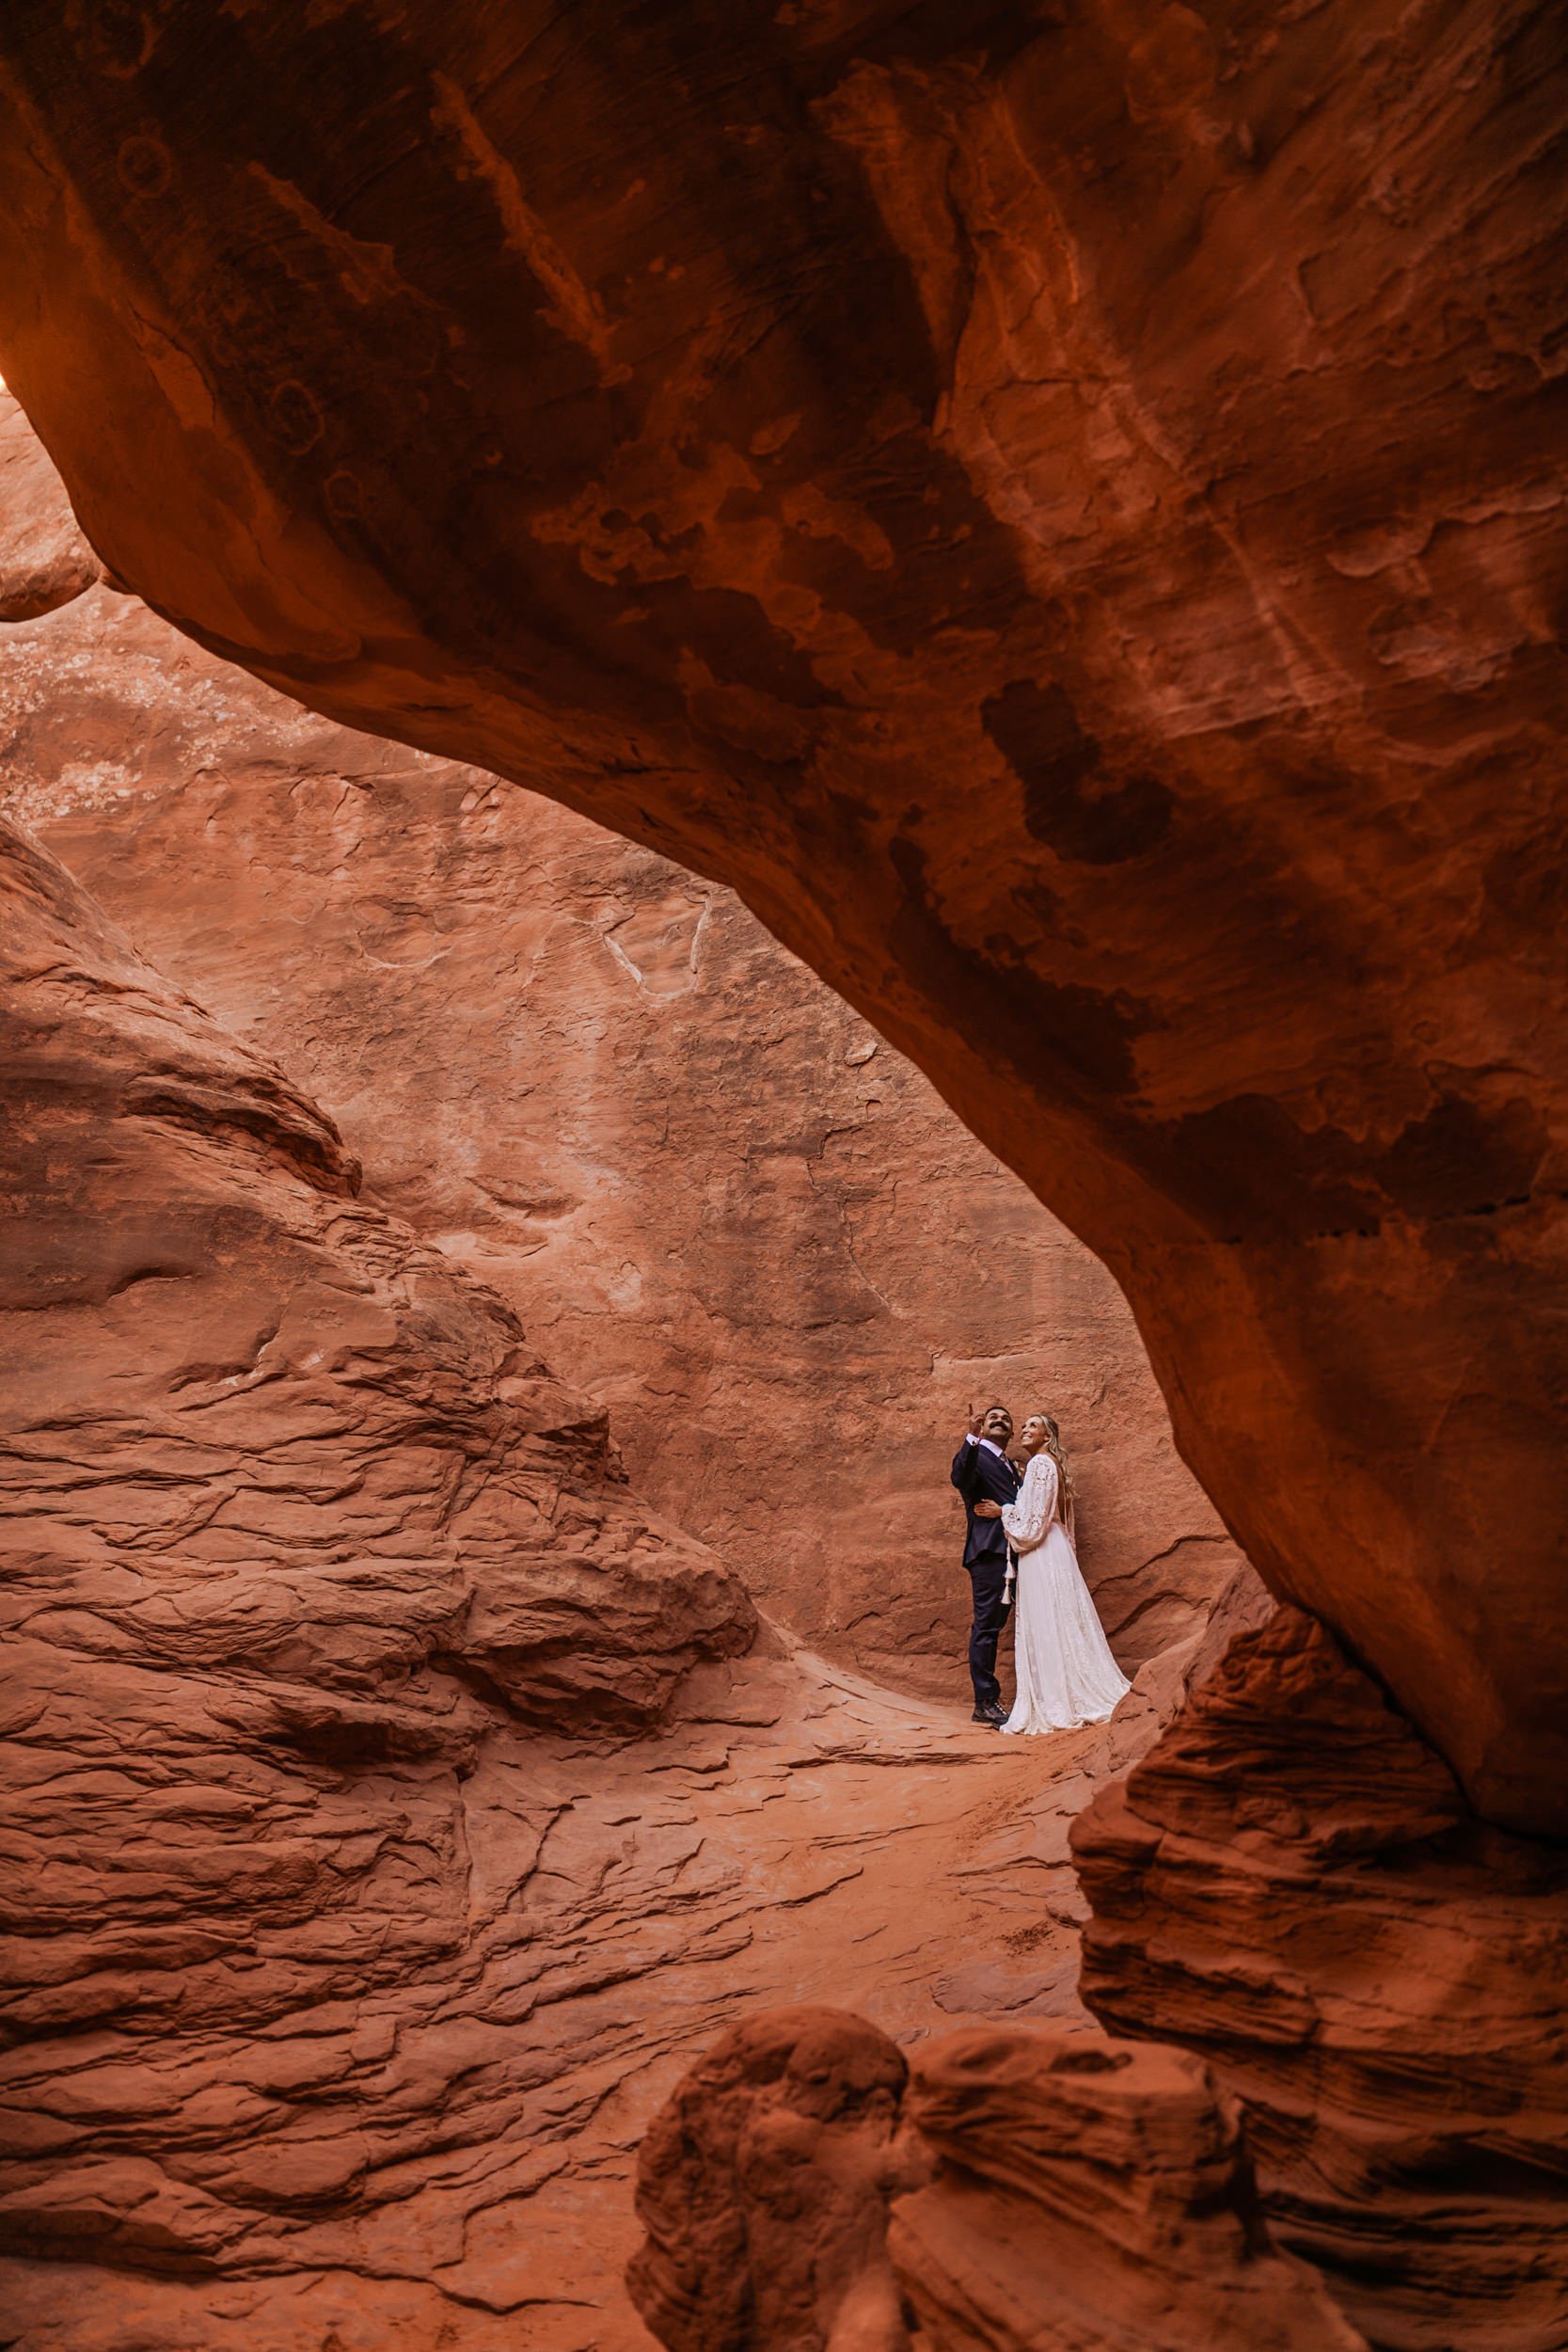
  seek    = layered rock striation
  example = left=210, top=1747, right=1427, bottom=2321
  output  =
left=1072, top=1610, right=1568, bottom=2352
left=892, top=2030, right=1369, bottom=2352
left=0, top=16, right=1563, bottom=2348
left=629, top=2008, right=1370, bottom=2352
left=2, top=803, right=1248, bottom=2342
left=0, top=4, right=1563, bottom=1823
left=629, top=1613, right=1567, bottom=2352
left=0, top=813, right=753, bottom=2271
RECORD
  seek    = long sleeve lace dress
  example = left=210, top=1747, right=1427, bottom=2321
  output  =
left=999, top=1452, right=1130, bottom=1734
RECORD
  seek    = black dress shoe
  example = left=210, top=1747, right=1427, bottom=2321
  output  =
left=972, top=1703, right=1006, bottom=1725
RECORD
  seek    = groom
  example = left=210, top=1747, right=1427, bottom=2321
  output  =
left=950, top=1405, right=1020, bottom=1725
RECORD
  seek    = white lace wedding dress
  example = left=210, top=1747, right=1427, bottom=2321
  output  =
left=1000, top=1452, right=1130, bottom=1734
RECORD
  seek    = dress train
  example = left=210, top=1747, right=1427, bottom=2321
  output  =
left=999, top=1452, right=1130, bottom=1734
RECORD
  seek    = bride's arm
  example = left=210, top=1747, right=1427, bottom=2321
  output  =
left=1002, top=1454, right=1057, bottom=1553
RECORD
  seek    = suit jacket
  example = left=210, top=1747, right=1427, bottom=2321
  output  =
left=950, top=1438, right=1022, bottom=1567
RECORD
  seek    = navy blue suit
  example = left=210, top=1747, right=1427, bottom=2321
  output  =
left=950, top=1438, right=1020, bottom=1709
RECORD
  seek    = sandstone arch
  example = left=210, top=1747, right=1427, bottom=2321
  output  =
left=0, top=2, right=1563, bottom=1830
left=0, top=420, right=1250, bottom=1701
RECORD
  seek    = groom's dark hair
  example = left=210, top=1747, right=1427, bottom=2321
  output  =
left=983, top=1402, right=1011, bottom=1416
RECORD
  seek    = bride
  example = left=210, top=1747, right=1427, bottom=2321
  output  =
left=978, top=1413, right=1130, bottom=1734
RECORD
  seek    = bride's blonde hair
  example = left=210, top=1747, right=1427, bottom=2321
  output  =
left=1029, top=1412, right=1075, bottom=1536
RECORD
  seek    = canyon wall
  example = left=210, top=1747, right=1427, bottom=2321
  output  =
left=2, top=802, right=1272, bottom=2352
left=0, top=389, right=1244, bottom=1697
left=0, top=806, right=751, bottom=2275
left=8, top=802, right=1228, bottom=2351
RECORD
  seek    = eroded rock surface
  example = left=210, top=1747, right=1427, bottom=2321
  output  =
left=1072, top=1609, right=1568, bottom=2352
left=0, top=816, right=752, bottom=1747
left=0, top=814, right=752, bottom=2285
left=895, top=2030, right=1370, bottom=2352
left=628, top=2007, right=929, bottom=2352
left=1, top=809, right=1229, bottom=2347
left=0, top=393, right=98, bottom=622
left=629, top=2010, right=1369, bottom=2352
left=0, top=21, right=1562, bottom=2348
left=0, top=389, right=1246, bottom=1696
left=0, top=6, right=1562, bottom=1823
left=628, top=1608, right=1568, bottom=2352
left=1, top=1569, right=1174, bottom=2351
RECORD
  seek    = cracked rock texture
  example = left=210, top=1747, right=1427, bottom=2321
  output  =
left=0, top=840, right=1191, bottom=2341
left=0, top=13, right=1563, bottom=2349
left=0, top=814, right=754, bottom=2303
left=1072, top=1609, right=1568, bottom=2352
left=0, top=797, right=1234, bottom=2350
left=0, top=814, right=754, bottom=1749
left=0, top=387, right=1246, bottom=1696
left=630, top=1612, right=1568, bottom=2352
left=0, top=2, right=1562, bottom=1823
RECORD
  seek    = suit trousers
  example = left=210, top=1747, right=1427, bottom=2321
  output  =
left=966, top=1551, right=1013, bottom=1709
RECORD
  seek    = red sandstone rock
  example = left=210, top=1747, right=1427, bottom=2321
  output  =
left=0, top=1493, right=1147, bottom=2344
left=1071, top=1608, right=1568, bottom=2352
left=0, top=393, right=97, bottom=622
left=0, top=816, right=752, bottom=1753
left=0, top=389, right=1273, bottom=2352
left=627, top=2013, right=1368, bottom=2352
left=0, top=24, right=1562, bottom=2352
left=892, top=2029, right=1369, bottom=2351
left=0, top=389, right=1247, bottom=1697
left=0, top=810, right=753, bottom=2124
left=0, top=8, right=1562, bottom=1826
left=1, top=799, right=1192, bottom=2341
left=627, top=2007, right=930, bottom=2352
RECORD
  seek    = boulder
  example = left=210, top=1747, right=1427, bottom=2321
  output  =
left=627, top=2010, right=1369, bottom=2352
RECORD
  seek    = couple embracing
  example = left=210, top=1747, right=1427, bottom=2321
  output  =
left=951, top=1405, right=1130, bottom=1735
